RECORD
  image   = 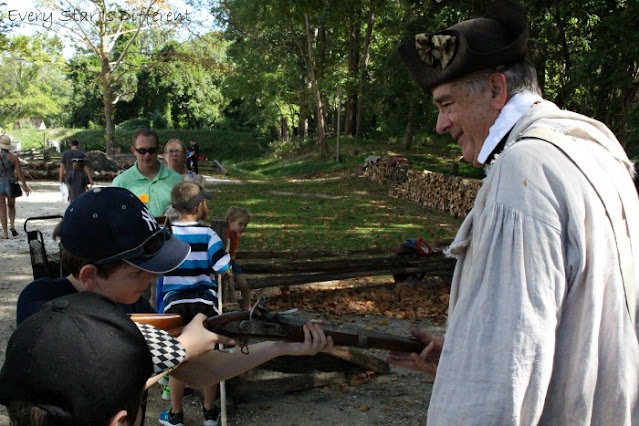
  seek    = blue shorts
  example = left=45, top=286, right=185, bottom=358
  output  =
left=0, top=180, right=9, bottom=196
left=231, top=260, right=243, bottom=274
left=162, top=288, right=218, bottom=321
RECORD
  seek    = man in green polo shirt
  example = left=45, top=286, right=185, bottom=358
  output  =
left=112, top=129, right=183, bottom=217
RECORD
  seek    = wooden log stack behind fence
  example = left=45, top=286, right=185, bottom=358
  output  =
left=363, top=158, right=482, bottom=218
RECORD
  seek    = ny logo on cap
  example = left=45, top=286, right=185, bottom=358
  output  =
left=141, top=208, right=158, bottom=231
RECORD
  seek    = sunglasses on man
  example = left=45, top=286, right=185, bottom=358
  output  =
left=135, top=147, right=159, bottom=155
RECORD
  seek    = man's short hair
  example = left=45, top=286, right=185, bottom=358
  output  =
left=132, top=128, right=159, bottom=147
left=0, top=292, right=152, bottom=425
left=70, top=139, right=79, bottom=147
left=456, top=59, right=541, bottom=97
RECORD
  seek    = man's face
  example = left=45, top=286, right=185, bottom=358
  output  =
left=165, top=142, right=185, bottom=171
left=131, top=134, right=159, bottom=169
left=93, top=263, right=157, bottom=305
left=432, top=78, right=500, bottom=167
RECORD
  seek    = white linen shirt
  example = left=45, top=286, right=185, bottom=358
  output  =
left=427, top=101, right=639, bottom=425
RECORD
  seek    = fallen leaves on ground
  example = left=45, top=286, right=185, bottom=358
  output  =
left=265, top=278, right=450, bottom=325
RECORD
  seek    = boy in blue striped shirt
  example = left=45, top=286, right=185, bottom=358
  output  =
left=159, top=180, right=230, bottom=426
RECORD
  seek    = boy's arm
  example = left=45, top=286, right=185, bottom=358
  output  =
left=84, top=164, right=94, bottom=185
left=59, top=155, right=65, bottom=183
left=170, top=321, right=333, bottom=387
left=139, top=312, right=237, bottom=388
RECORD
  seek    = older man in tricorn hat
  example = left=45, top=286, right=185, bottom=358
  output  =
left=387, top=1, right=639, bottom=423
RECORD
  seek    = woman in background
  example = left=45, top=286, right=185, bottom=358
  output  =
left=0, top=134, right=31, bottom=239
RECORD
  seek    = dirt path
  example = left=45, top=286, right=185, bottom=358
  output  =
left=0, top=181, right=440, bottom=425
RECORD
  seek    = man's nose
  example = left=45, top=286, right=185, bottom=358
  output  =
left=435, top=113, right=451, bottom=135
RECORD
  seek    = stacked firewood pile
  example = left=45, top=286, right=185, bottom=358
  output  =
left=391, top=169, right=481, bottom=217
left=20, top=150, right=125, bottom=181
left=363, top=157, right=482, bottom=217
left=362, top=155, right=412, bottom=185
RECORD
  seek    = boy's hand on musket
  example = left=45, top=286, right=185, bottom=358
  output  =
left=386, top=327, right=443, bottom=377
left=282, top=321, right=334, bottom=356
left=177, top=313, right=236, bottom=361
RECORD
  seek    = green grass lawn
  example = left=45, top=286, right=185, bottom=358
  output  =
left=197, top=134, right=472, bottom=252
left=207, top=174, right=463, bottom=252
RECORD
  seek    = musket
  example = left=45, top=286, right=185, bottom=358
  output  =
left=131, top=297, right=425, bottom=354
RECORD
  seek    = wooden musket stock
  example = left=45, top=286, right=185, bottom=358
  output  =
left=131, top=310, right=425, bottom=353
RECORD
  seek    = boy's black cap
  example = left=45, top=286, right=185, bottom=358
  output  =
left=0, top=292, right=152, bottom=425
left=60, top=186, right=190, bottom=273
left=398, top=0, right=528, bottom=91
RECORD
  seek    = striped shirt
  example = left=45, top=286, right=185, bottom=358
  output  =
left=161, top=221, right=231, bottom=294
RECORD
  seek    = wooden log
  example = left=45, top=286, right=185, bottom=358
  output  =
left=236, top=241, right=452, bottom=260
left=248, top=262, right=456, bottom=289
left=227, top=369, right=346, bottom=402
left=241, top=254, right=452, bottom=274
left=326, top=346, right=390, bottom=374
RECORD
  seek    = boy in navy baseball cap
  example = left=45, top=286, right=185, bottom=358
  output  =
left=0, top=291, right=153, bottom=425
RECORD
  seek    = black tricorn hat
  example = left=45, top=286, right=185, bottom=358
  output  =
left=398, top=0, right=528, bottom=91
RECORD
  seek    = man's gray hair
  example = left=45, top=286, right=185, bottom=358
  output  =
left=457, top=59, right=541, bottom=98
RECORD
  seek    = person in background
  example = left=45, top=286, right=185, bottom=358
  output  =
left=164, top=138, right=203, bottom=183
left=0, top=291, right=153, bottom=426
left=186, top=139, right=200, bottom=175
left=112, top=129, right=183, bottom=217
left=0, top=134, right=31, bottom=239
left=225, top=206, right=252, bottom=309
left=388, top=0, right=639, bottom=423
left=59, top=138, right=94, bottom=191
left=158, top=181, right=229, bottom=426
left=66, top=157, right=91, bottom=202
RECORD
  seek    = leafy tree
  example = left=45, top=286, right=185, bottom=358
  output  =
left=24, top=0, right=194, bottom=153
left=121, top=34, right=228, bottom=129
left=0, top=34, right=69, bottom=129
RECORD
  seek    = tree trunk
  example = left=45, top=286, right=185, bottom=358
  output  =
left=304, top=13, right=327, bottom=154
left=281, top=116, right=290, bottom=141
left=403, top=91, right=417, bottom=150
left=100, top=57, right=116, bottom=156
left=355, top=7, right=376, bottom=140
left=345, top=21, right=359, bottom=137
left=298, top=99, right=308, bottom=139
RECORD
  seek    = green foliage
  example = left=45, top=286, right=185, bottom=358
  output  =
left=2, top=0, right=638, bottom=159
left=118, top=34, right=229, bottom=129
left=0, top=34, right=70, bottom=129
left=117, top=118, right=152, bottom=131
left=8, top=127, right=267, bottom=160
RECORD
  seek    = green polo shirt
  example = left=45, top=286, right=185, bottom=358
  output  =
left=112, top=162, right=183, bottom=217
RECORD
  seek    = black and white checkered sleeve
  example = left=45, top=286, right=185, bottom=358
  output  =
left=135, top=322, right=187, bottom=376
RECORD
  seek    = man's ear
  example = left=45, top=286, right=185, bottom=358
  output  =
left=488, top=73, right=508, bottom=110
left=130, top=145, right=136, bottom=155
left=78, top=264, right=99, bottom=291
left=107, top=410, right=129, bottom=425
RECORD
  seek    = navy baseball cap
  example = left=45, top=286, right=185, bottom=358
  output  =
left=0, top=292, right=152, bottom=425
left=60, top=186, right=190, bottom=273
